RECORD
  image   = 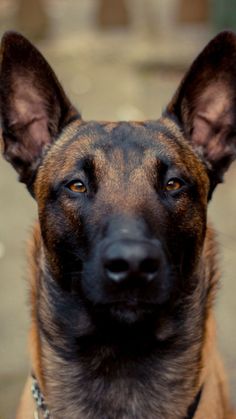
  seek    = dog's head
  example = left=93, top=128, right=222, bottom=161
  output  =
left=1, top=32, right=236, bottom=330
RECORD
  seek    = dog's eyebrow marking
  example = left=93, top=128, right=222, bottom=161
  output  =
left=80, top=157, right=98, bottom=193
left=74, top=150, right=107, bottom=185
left=81, top=157, right=95, bottom=174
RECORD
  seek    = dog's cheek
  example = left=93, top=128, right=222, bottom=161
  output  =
left=38, top=200, right=88, bottom=287
left=163, top=196, right=207, bottom=282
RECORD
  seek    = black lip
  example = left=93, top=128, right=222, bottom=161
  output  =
left=93, top=300, right=160, bottom=318
left=96, top=298, right=159, bottom=307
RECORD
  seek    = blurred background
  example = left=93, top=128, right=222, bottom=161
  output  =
left=0, top=0, right=236, bottom=417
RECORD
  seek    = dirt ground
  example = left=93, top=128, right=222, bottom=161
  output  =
left=0, top=3, right=236, bottom=418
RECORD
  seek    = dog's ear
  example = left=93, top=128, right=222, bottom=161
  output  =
left=0, top=31, right=79, bottom=189
left=167, top=31, right=236, bottom=194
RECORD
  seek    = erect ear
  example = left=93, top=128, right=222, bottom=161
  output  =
left=0, top=31, right=79, bottom=190
left=167, top=31, right=236, bottom=195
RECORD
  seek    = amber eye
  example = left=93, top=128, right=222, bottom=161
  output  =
left=67, top=180, right=87, bottom=193
left=165, top=178, right=184, bottom=192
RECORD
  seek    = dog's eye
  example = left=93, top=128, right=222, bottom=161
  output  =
left=165, top=178, right=184, bottom=192
left=67, top=180, right=87, bottom=193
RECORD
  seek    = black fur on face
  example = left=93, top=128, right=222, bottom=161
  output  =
left=35, top=120, right=209, bottom=332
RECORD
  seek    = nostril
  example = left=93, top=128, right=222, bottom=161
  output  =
left=105, top=259, right=130, bottom=274
left=140, top=258, right=159, bottom=275
left=103, top=240, right=162, bottom=285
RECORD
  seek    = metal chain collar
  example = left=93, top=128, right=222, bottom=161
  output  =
left=31, top=375, right=51, bottom=419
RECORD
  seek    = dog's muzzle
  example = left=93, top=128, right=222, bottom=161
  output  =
left=81, top=217, right=173, bottom=324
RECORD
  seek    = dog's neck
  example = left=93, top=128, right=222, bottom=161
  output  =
left=31, top=372, right=204, bottom=419
left=29, top=225, right=217, bottom=419
left=36, top=275, right=206, bottom=419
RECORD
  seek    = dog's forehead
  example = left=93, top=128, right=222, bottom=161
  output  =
left=37, top=117, right=208, bottom=188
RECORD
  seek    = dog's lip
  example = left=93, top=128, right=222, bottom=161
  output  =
left=96, top=299, right=158, bottom=309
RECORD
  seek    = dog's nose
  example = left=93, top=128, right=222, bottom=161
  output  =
left=103, top=240, right=161, bottom=285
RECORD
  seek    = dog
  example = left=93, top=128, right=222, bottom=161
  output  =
left=1, top=30, right=236, bottom=419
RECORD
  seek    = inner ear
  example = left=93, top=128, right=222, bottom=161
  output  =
left=7, top=72, right=53, bottom=153
left=167, top=31, right=236, bottom=189
left=0, top=31, right=79, bottom=188
left=189, top=81, right=234, bottom=162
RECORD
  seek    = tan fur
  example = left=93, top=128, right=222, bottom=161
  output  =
left=15, top=225, right=236, bottom=419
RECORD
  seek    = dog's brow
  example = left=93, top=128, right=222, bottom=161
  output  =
left=74, top=156, right=95, bottom=173
left=75, top=150, right=106, bottom=182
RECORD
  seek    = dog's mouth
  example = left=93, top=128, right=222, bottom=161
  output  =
left=81, top=298, right=178, bottom=349
left=92, top=298, right=165, bottom=326
left=109, top=301, right=157, bottom=324
left=80, top=269, right=175, bottom=327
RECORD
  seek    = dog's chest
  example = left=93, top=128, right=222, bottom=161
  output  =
left=41, top=341, right=200, bottom=419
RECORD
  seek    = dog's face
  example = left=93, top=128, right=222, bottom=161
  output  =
left=35, top=120, right=208, bottom=325
left=1, top=32, right=236, bottom=330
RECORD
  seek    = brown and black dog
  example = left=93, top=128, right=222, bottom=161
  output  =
left=1, top=31, right=236, bottom=419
